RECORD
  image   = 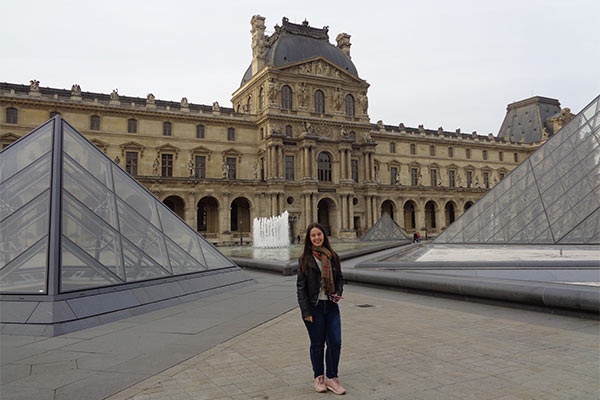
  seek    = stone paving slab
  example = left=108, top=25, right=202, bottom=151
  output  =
left=107, top=286, right=600, bottom=400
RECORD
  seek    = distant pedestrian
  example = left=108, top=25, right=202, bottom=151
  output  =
left=417, top=232, right=421, bottom=242
left=413, top=233, right=418, bottom=243
left=297, top=223, right=346, bottom=395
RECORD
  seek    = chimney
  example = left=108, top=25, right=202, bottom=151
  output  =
left=336, top=33, right=351, bottom=59
left=251, top=15, right=266, bottom=74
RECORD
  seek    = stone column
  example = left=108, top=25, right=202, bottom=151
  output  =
left=312, top=193, right=318, bottom=223
left=372, top=195, right=378, bottom=224
left=415, top=202, right=425, bottom=235
left=339, top=150, right=345, bottom=181
left=366, top=196, right=372, bottom=227
left=222, top=193, right=231, bottom=233
left=185, top=192, right=196, bottom=229
left=304, top=194, right=311, bottom=229
left=340, top=194, right=347, bottom=230
left=279, top=146, right=284, bottom=179
left=363, top=154, right=369, bottom=182
left=435, top=205, right=444, bottom=234
left=396, top=199, right=405, bottom=230
left=348, top=196, right=354, bottom=231
left=278, top=192, right=284, bottom=215
left=346, top=150, right=351, bottom=181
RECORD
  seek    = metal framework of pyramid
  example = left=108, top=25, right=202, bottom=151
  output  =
left=361, top=213, right=410, bottom=241
left=0, top=117, right=253, bottom=336
left=436, top=96, right=600, bottom=244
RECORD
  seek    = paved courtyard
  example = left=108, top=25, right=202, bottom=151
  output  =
left=107, top=276, right=600, bottom=400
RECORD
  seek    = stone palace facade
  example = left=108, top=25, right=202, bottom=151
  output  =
left=0, top=16, right=572, bottom=244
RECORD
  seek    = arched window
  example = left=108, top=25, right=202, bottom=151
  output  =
left=90, top=115, right=100, bottom=130
left=314, top=90, right=325, bottom=113
left=317, top=152, right=332, bottom=182
left=163, top=122, right=172, bottom=136
left=345, top=94, right=355, bottom=117
left=6, top=107, right=18, bottom=124
left=281, top=85, right=292, bottom=110
left=128, top=118, right=137, bottom=133
left=258, top=87, right=264, bottom=111
left=246, top=96, right=252, bottom=113
left=285, top=125, right=293, bottom=137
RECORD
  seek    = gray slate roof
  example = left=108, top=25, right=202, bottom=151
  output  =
left=497, top=96, right=561, bottom=143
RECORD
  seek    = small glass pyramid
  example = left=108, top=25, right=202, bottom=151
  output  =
left=0, top=117, right=237, bottom=294
left=361, top=213, right=410, bottom=241
left=436, top=96, right=600, bottom=244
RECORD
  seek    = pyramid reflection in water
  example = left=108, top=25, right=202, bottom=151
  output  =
left=436, top=96, right=600, bottom=244
left=0, top=117, right=253, bottom=335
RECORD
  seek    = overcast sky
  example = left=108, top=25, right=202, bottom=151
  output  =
left=3, top=0, right=599, bottom=135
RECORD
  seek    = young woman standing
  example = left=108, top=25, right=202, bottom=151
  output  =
left=296, top=223, right=346, bottom=394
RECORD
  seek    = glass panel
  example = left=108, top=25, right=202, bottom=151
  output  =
left=577, top=143, right=600, bottom=176
left=0, top=120, right=53, bottom=183
left=62, top=193, right=123, bottom=280
left=0, top=153, right=51, bottom=221
left=157, top=202, right=205, bottom=265
left=0, top=191, right=49, bottom=269
left=532, top=227, right=555, bottom=244
left=63, top=125, right=112, bottom=188
left=165, top=238, right=206, bottom=275
left=550, top=208, right=578, bottom=242
left=112, top=164, right=160, bottom=228
left=116, top=198, right=169, bottom=271
left=582, top=101, right=597, bottom=122
left=200, top=240, right=234, bottom=269
left=0, top=238, right=47, bottom=294
left=121, top=236, right=170, bottom=282
left=508, top=211, right=547, bottom=243
left=61, top=238, right=122, bottom=292
left=547, top=136, right=574, bottom=165
left=572, top=188, right=600, bottom=222
left=63, top=155, right=117, bottom=229
left=541, top=180, right=567, bottom=208
left=558, top=208, right=599, bottom=244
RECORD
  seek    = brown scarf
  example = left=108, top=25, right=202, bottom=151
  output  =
left=312, top=246, right=335, bottom=295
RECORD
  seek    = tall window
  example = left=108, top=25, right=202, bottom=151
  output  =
left=128, top=118, right=137, bottom=133
left=196, top=125, right=205, bottom=139
left=390, top=167, right=398, bottom=185
left=466, top=148, right=471, bottom=159
left=125, top=152, right=138, bottom=176
left=281, top=85, right=292, bottom=109
left=351, top=159, right=358, bottom=183
left=499, top=151, right=503, bottom=161
left=226, top=157, right=237, bottom=179
left=411, top=168, right=418, bottom=186
left=448, top=170, right=455, bottom=188
left=430, top=145, right=435, bottom=156
left=285, top=155, right=295, bottom=180
left=514, top=152, right=518, bottom=162
left=258, top=87, right=264, bottom=111
left=161, top=154, right=173, bottom=177
left=227, top=127, right=235, bottom=141
left=90, top=115, right=100, bottom=130
left=317, top=152, right=332, bottom=182
left=483, top=172, right=489, bottom=188
left=285, top=125, right=293, bottom=137
left=390, top=142, right=396, bottom=153
left=448, top=147, right=453, bottom=158
left=163, top=122, right=172, bottom=136
left=314, top=90, right=325, bottom=113
left=430, top=169, right=437, bottom=187
left=6, top=107, right=18, bottom=124
left=194, top=155, right=206, bottom=178
left=246, top=96, right=252, bottom=113
left=466, top=171, right=473, bottom=188
left=483, top=150, right=488, bottom=160
left=345, top=94, right=355, bottom=117
left=410, top=144, right=416, bottom=155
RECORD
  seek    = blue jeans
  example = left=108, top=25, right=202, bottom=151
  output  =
left=303, top=300, right=342, bottom=379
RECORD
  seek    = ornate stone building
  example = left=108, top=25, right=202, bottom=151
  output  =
left=0, top=16, right=572, bottom=244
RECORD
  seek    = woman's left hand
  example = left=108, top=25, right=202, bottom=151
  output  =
left=328, top=294, right=342, bottom=303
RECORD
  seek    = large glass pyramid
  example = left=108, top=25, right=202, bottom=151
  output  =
left=436, top=96, right=600, bottom=244
left=361, top=213, right=410, bottom=241
left=0, top=117, right=239, bottom=295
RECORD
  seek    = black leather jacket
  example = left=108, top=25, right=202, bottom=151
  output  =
left=296, top=255, right=344, bottom=319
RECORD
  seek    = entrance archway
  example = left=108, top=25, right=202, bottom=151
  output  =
left=230, top=197, right=251, bottom=233
left=163, top=195, right=185, bottom=219
left=317, top=198, right=337, bottom=236
left=425, top=201, right=437, bottom=230
left=403, top=200, right=416, bottom=231
left=381, top=200, right=395, bottom=221
left=445, top=201, right=457, bottom=227
left=197, top=196, right=219, bottom=237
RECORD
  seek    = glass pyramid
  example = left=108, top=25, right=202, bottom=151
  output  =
left=0, top=117, right=237, bottom=295
left=436, top=96, right=600, bottom=245
left=361, top=213, right=410, bottom=241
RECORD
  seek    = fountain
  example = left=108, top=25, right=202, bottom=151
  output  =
left=253, top=211, right=290, bottom=248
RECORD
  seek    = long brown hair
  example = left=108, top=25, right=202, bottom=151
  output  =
left=298, top=223, right=340, bottom=275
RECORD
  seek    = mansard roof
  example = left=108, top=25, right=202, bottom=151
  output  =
left=497, top=96, right=561, bottom=143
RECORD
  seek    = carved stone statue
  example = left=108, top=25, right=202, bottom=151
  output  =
left=181, top=97, right=189, bottom=108
left=212, top=101, right=220, bottom=111
left=377, top=120, right=385, bottom=130
left=358, top=91, right=368, bottom=114
left=29, top=80, right=40, bottom=91
left=110, top=89, right=119, bottom=100
left=114, top=156, right=120, bottom=165
left=253, top=162, right=259, bottom=179
left=146, top=93, right=155, bottom=105
left=340, top=126, right=349, bottom=138
left=152, top=157, right=160, bottom=176
left=298, top=82, right=308, bottom=108
left=303, top=121, right=315, bottom=135
left=222, top=162, right=229, bottom=179
left=187, top=159, right=194, bottom=177
left=267, top=79, right=277, bottom=104
left=334, top=88, right=343, bottom=111
left=374, top=165, right=381, bottom=184
left=71, top=84, right=81, bottom=96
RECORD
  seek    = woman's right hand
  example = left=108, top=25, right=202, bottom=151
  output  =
left=304, top=316, right=313, bottom=323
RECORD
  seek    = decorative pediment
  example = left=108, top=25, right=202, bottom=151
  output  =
left=90, top=138, right=108, bottom=153
left=120, top=141, right=145, bottom=157
left=191, top=145, right=212, bottom=160
left=221, top=148, right=242, bottom=161
left=156, top=143, right=180, bottom=159
left=279, top=57, right=363, bottom=83
left=0, top=133, right=21, bottom=148
left=388, top=160, right=402, bottom=170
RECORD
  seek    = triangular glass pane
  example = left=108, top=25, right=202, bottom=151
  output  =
left=61, top=238, right=122, bottom=292
left=0, top=190, right=50, bottom=269
left=532, top=227, right=555, bottom=243
left=157, top=203, right=205, bottom=265
left=112, top=164, right=161, bottom=228
left=362, top=213, right=409, bottom=241
left=121, top=236, right=170, bottom=282
left=63, top=124, right=112, bottom=189
left=508, top=211, right=548, bottom=243
left=0, top=238, right=48, bottom=294
left=0, top=152, right=51, bottom=221
left=116, top=198, right=169, bottom=271
left=165, top=238, right=206, bottom=275
left=0, top=120, right=53, bottom=184
left=63, top=155, right=118, bottom=229
left=558, top=208, right=600, bottom=244
left=62, top=192, right=124, bottom=280
left=200, top=240, right=235, bottom=269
